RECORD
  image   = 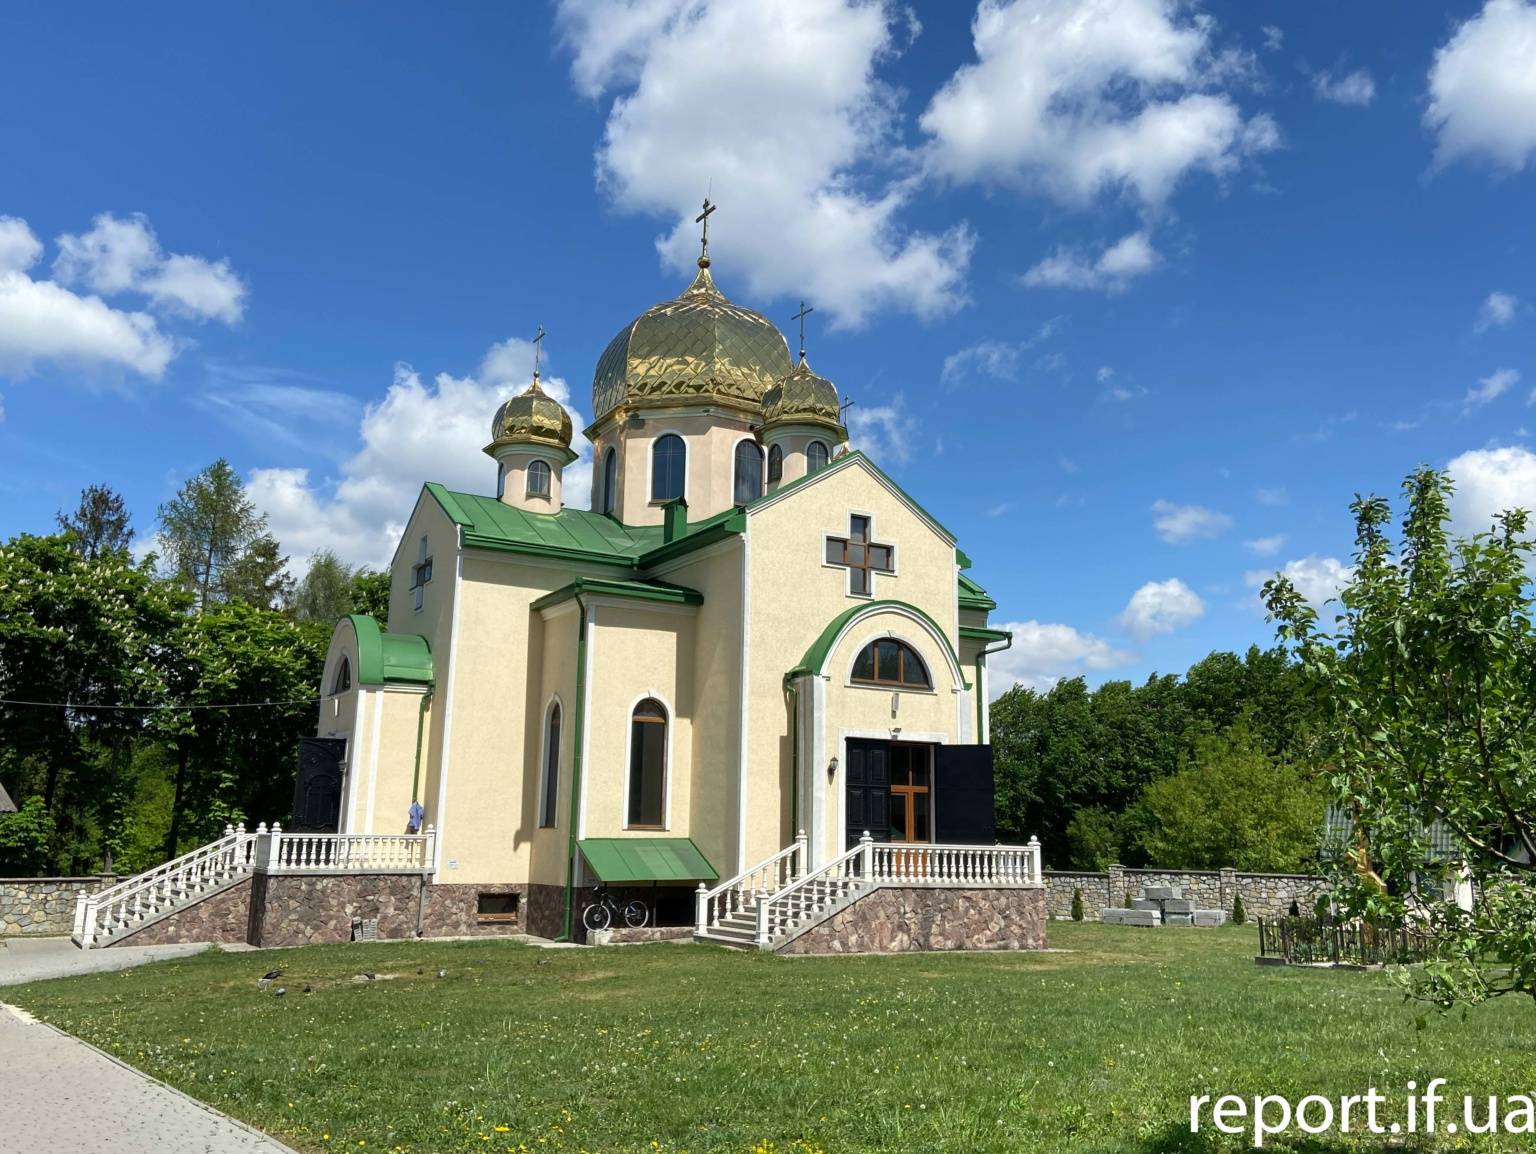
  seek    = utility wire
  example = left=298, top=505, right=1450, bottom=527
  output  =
left=0, top=697, right=321, bottom=711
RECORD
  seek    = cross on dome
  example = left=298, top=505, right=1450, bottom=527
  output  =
left=695, top=197, right=716, bottom=267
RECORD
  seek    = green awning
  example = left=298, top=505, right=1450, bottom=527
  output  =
left=578, top=838, right=718, bottom=884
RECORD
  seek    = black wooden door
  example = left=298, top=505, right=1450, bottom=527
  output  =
left=845, top=739, right=891, bottom=848
left=292, top=737, right=346, bottom=832
left=933, top=744, right=995, bottom=844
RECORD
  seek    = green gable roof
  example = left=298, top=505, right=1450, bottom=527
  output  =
left=345, top=614, right=432, bottom=685
left=531, top=576, right=704, bottom=612
left=578, top=837, right=718, bottom=883
left=958, top=571, right=996, bottom=612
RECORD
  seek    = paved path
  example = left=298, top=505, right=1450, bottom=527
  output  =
left=0, top=1002, right=297, bottom=1153
left=0, top=936, right=213, bottom=987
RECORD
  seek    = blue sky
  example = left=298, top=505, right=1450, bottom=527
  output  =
left=3, top=1, right=1534, bottom=694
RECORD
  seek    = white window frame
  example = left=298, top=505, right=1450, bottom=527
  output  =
left=649, top=431, right=688, bottom=505
left=732, top=437, right=764, bottom=504
left=526, top=459, right=552, bottom=499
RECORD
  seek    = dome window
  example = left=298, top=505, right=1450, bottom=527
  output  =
left=733, top=441, right=763, bottom=504
left=601, top=448, right=618, bottom=516
left=807, top=440, right=830, bottom=473
left=526, top=460, right=552, bottom=498
left=768, top=444, right=783, bottom=484
left=651, top=434, right=686, bottom=502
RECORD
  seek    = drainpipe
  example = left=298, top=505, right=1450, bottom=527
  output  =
left=977, top=636, right=1013, bottom=742
left=783, top=677, right=799, bottom=844
left=558, top=592, right=591, bottom=942
left=410, top=687, right=434, bottom=807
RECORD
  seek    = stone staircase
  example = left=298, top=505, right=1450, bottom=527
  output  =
left=694, top=872, right=871, bottom=949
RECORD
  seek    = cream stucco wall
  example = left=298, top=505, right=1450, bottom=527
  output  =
left=493, top=445, right=569, bottom=514
left=762, top=424, right=840, bottom=490
left=590, top=408, right=757, bottom=526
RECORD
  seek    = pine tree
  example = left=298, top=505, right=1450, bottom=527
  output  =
left=157, top=459, right=267, bottom=612
left=57, top=484, right=133, bottom=560
left=1071, top=887, right=1084, bottom=921
left=1232, top=892, right=1247, bottom=925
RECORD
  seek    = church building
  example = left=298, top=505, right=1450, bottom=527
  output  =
left=308, top=213, right=1016, bottom=943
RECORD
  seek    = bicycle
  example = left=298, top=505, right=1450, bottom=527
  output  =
left=581, top=884, right=649, bottom=932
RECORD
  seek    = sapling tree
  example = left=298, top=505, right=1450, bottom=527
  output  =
left=1263, top=467, right=1536, bottom=1006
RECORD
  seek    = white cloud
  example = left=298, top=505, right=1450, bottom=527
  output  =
left=54, top=212, right=246, bottom=324
left=1022, top=230, right=1159, bottom=293
left=1447, top=444, right=1536, bottom=535
left=0, top=216, right=43, bottom=273
left=988, top=619, right=1136, bottom=695
left=1313, top=68, right=1376, bottom=106
left=1244, top=534, right=1286, bottom=556
left=556, top=0, right=972, bottom=329
left=1426, top=0, right=1536, bottom=171
left=921, top=0, right=1277, bottom=206
left=1151, top=498, right=1233, bottom=543
left=846, top=395, right=916, bottom=464
left=1119, top=577, right=1204, bottom=639
left=1261, top=25, right=1284, bottom=52
left=1245, top=554, right=1353, bottom=617
left=250, top=339, right=590, bottom=573
left=0, top=268, right=176, bottom=378
left=1475, top=290, right=1519, bottom=332
left=941, top=317, right=1062, bottom=383
left=1465, top=366, right=1519, bottom=409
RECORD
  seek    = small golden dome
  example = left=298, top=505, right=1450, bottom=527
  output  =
left=591, top=261, right=793, bottom=425
left=487, top=377, right=573, bottom=454
left=761, top=358, right=847, bottom=439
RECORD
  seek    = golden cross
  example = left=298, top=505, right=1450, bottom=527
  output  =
left=695, top=197, right=716, bottom=263
left=791, top=300, right=815, bottom=364
left=532, top=324, right=546, bottom=384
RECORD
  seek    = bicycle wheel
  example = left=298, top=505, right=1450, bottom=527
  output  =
left=622, top=900, right=649, bottom=929
left=582, top=901, right=612, bottom=932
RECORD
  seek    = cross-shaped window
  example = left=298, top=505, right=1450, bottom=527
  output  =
left=412, top=536, right=433, bottom=611
left=824, top=514, right=894, bottom=597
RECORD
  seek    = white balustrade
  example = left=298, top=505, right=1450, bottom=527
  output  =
left=695, top=830, right=806, bottom=935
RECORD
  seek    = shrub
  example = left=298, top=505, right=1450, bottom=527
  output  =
left=0, top=796, right=55, bottom=875
left=1071, top=888, right=1084, bottom=921
left=1232, top=892, right=1247, bottom=925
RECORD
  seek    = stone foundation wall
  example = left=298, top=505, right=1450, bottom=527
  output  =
left=248, top=873, right=424, bottom=947
left=1044, top=865, right=1327, bottom=921
left=420, top=883, right=527, bottom=938
left=524, top=883, right=565, bottom=940
left=780, top=886, right=1047, bottom=955
left=0, top=876, right=118, bottom=937
left=110, top=878, right=251, bottom=947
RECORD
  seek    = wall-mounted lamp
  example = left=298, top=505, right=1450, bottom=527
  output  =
left=827, top=756, right=839, bottom=779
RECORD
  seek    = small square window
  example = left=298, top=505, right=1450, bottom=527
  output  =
left=476, top=893, right=519, bottom=924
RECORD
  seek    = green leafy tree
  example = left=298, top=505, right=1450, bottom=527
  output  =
left=349, top=568, right=391, bottom=622
left=291, top=549, right=363, bottom=622
left=1128, top=724, right=1326, bottom=871
left=222, top=533, right=294, bottom=610
left=157, top=459, right=266, bottom=613
left=0, top=796, right=55, bottom=874
left=1265, top=466, right=1536, bottom=1006
left=56, top=484, right=133, bottom=560
left=1066, top=806, right=1119, bottom=870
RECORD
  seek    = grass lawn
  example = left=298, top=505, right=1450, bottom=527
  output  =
left=7, top=923, right=1536, bottom=1153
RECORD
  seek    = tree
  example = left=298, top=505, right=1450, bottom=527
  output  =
left=1232, top=892, right=1247, bottom=926
left=1066, top=806, right=1119, bottom=870
left=222, top=533, right=294, bottom=610
left=292, top=550, right=356, bottom=622
left=157, top=459, right=266, bottom=612
left=1128, top=724, right=1326, bottom=872
left=56, top=484, right=133, bottom=560
left=349, top=568, right=390, bottom=622
left=1265, top=466, right=1536, bottom=1006
left=1070, top=888, right=1084, bottom=921
left=0, top=796, right=55, bottom=874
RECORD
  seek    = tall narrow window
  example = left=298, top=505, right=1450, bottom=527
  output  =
left=497, top=464, right=507, bottom=499
left=807, top=440, right=830, bottom=473
left=601, top=448, right=618, bottom=515
left=412, top=536, right=433, bottom=611
left=539, top=702, right=561, bottom=828
left=733, top=441, right=763, bottom=504
left=768, top=444, right=783, bottom=484
left=651, top=435, right=685, bottom=502
left=331, top=658, right=351, bottom=695
left=526, top=459, right=551, bottom=498
left=627, top=698, right=667, bottom=827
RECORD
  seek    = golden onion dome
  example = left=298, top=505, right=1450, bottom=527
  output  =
left=590, top=259, right=793, bottom=425
left=486, top=377, right=574, bottom=456
left=761, top=358, right=847, bottom=439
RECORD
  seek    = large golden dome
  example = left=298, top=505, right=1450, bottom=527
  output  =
left=591, top=260, right=793, bottom=424
left=485, top=378, right=574, bottom=457
left=762, top=357, right=846, bottom=438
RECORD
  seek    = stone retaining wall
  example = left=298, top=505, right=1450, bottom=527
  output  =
left=0, top=876, right=118, bottom=937
left=420, top=883, right=527, bottom=938
left=248, top=873, right=424, bottom=948
left=779, top=886, right=1047, bottom=955
left=1044, top=865, right=1327, bottom=921
left=112, top=878, right=251, bottom=947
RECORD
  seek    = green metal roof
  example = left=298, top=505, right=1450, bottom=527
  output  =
left=959, top=625, right=1012, bottom=644
left=786, top=598, right=963, bottom=684
left=958, top=571, right=997, bottom=612
left=531, top=576, right=704, bottom=612
left=578, top=837, right=718, bottom=883
left=345, top=615, right=432, bottom=685
left=424, top=483, right=743, bottom=569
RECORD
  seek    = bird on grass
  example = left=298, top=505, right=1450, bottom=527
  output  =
left=274, top=987, right=287, bottom=997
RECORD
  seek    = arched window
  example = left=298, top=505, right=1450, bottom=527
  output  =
left=851, top=639, right=931, bottom=689
left=526, top=459, right=551, bottom=498
left=733, top=440, right=763, bottom=504
left=627, top=698, right=668, bottom=827
left=497, top=463, right=507, bottom=499
left=601, top=448, right=618, bottom=515
left=651, top=435, right=685, bottom=502
left=331, top=658, right=351, bottom=695
left=539, top=702, right=561, bottom=828
left=768, top=444, right=783, bottom=484
left=807, top=440, right=830, bottom=473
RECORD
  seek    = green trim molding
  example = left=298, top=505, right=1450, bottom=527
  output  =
left=959, top=625, right=1012, bottom=644
left=532, top=576, right=703, bottom=613
left=343, top=615, right=433, bottom=685
left=578, top=837, right=719, bottom=884
left=787, top=598, right=964, bottom=684
left=742, top=449, right=956, bottom=543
